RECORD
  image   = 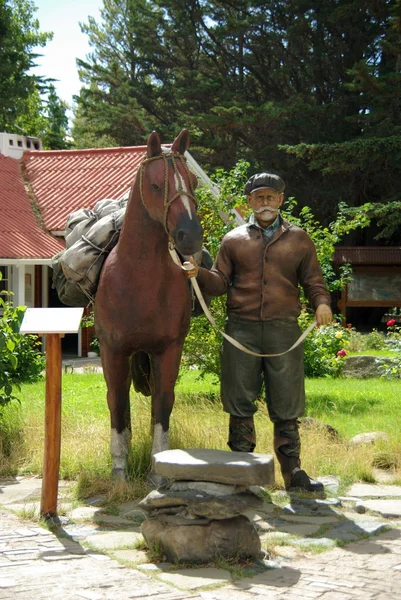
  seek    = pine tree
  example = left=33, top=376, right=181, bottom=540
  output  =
left=0, top=0, right=52, bottom=132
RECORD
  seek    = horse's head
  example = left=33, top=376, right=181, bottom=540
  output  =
left=140, top=129, right=203, bottom=257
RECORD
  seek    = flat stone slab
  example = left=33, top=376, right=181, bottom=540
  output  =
left=111, top=549, right=149, bottom=564
left=157, top=567, right=232, bottom=589
left=347, top=484, right=401, bottom=498
left=0, top=478, right=71, bottom=505
left=84, top=531, right=144, bottom=551
left=359, top=500, right=401, bottom=518
left=139, top=487, right=263, bottom=519
left=152, top=449, right=275, bottom=486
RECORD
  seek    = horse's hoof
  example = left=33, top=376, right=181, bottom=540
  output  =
left=146, top=472, right=167, bottom=489
left=112, top=468, right=127, bottom=481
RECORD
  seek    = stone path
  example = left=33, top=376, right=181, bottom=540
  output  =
left=1, top=476, right=401, bottom=599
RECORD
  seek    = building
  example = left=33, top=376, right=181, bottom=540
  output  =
left=0, top=132, right=222, bottom=356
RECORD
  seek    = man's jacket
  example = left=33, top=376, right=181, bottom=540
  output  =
left=197, top=218, right=331, bottom=321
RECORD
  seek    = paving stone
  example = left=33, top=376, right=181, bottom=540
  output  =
left=157, top=567, right=232, bottom=589
left=292, top=537, right=337, bottom=549
left=75, top=591, right=103, bottom=600
left=136, top=562, right=174, bottom=572
left=152, top=449, right=275, bottom=486
left=0, top=577, right=17, bottom=587
left=260, top=531, right=292, bottom=541
left=279, top=514, right=339, bottom=525
left=347, top=484, right=401, bottom=498
left=70, top=507, right=100, bottom=520
left=84, top=531, right=144, bottom=551
left=13, top=528, right=39, bottom=537
left=281, top=503, right=338, bottom=517
left=111, top=548, right=149, bottom=563
left=274, top=522, right=321, bottom=536
left=61, top=524, right=104, bottom=540
left=93, top=514, right=137, bottom=526
left=359, top=499, right=401, bottom=518
left=323, top=522, right=366, bottom=541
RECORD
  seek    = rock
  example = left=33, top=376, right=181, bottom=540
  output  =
left=169, top=480, right=244, bottom=495
left=342, top=355, right=398, bottom=378
left=141, top=514, right=261, bottom=563
left=152, top=449, right=275, bottom=486
left=349, top=432, right=389, bottom=445
left=316, top=475, right=340, bottom=495
left=138, top=487, right=263, bottom=520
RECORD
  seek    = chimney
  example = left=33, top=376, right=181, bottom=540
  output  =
left=0, top=132, right=42, bottom=159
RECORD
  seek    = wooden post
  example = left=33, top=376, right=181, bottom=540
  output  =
left=40, top=333, right=62, bottom=518
left=19, top=307, right=84, bottom=520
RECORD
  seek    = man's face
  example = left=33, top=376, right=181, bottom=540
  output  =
left=248, top=188, right=284, bottom=227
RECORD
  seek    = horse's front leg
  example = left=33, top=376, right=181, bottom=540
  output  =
left=100, top=346, right=132, bottom=480
left=149, top=341, right=183, bottom=483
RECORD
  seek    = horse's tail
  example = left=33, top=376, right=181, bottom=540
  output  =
left=131, top=351, right=152, bottom=396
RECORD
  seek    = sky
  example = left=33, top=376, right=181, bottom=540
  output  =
left=31, top=0, right=103, bottom=108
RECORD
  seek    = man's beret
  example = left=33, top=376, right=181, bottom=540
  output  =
left=244, top=172, right=285, bottom=195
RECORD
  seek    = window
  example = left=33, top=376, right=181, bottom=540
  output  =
left=0, top=266, right=9, bottom=296
left=17, top=140, right=22, bottom=147
left=33, top=142, right=40, bottom=150
left=26, top=140, right=31, bottom=149
left=9, top=139, right=14, bottom=146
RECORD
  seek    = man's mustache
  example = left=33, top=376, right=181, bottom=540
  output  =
left=254, top=206, right=279, bottom=214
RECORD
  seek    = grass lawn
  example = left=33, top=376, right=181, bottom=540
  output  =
left=347, top=349, right=395, bottom=357
left=1, top=369, right=400, bottom=495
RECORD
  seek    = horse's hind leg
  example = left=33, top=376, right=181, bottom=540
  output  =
left=100, top=346, right=132, bottom=480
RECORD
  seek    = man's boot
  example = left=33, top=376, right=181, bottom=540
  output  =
left=273, top=420, right=323, bottom=492
left=228, top=415, right=256, bottom=452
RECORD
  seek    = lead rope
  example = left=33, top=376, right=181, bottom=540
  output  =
left=169, top=247, right=316, bottom=358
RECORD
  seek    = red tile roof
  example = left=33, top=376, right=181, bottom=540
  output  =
left=333, top=246, right=401, bottom=265
left=0, top=154, right=64, bottom=259
left=22, top=146, right=148, bottom=231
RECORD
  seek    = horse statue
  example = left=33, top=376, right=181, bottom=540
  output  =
left=94, top=129, right=203, bottom=480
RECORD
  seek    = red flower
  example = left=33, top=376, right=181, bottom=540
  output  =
left=387, top=319, right=396, bottom=327
left=346, top=323, right=352, bottom=328
left=337, top=349, right=347, bottom=357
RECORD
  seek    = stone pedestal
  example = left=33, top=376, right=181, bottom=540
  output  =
left=140, top=448, right=275, bottom=563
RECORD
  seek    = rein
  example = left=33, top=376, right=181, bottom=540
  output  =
left=139, top=151, right=197, bottom=246
left=169, top=247, right=316, bottom=358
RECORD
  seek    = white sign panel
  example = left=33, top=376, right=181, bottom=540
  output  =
left=20, top=308, right=84, bottom=334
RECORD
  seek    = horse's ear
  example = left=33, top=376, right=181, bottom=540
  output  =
left=147, top=131, right=162, bottom=158
left=171, top=129, right=190, bottom=155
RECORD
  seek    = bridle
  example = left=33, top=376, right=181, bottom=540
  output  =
left=138, top=150, right=198, bottom=246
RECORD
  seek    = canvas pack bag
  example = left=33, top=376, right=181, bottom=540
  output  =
left=52, top=198, right=213, bottom=312
left=52, top=198, right=128, bottom=307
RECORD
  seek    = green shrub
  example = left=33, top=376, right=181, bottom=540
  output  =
left=363, top=329, right=386, bottom=351
left=299, top=311, right=351, bottom=378
left=0, top=296, right=45, bottom=411
left=379, top=321, right=401, bottom=378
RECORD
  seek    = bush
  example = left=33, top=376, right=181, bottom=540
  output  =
left=363, top=329, right=387, bottom=351
left=0, top=296, right=45, bottom=411
left=299, top=311, right=351, bottom=378
left=380, top=320, right=401, bottom=378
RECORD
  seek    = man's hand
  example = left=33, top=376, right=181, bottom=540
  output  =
left=182, top=256, right=199, bottom=279
left=315, top=304, right=332, bottom=326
